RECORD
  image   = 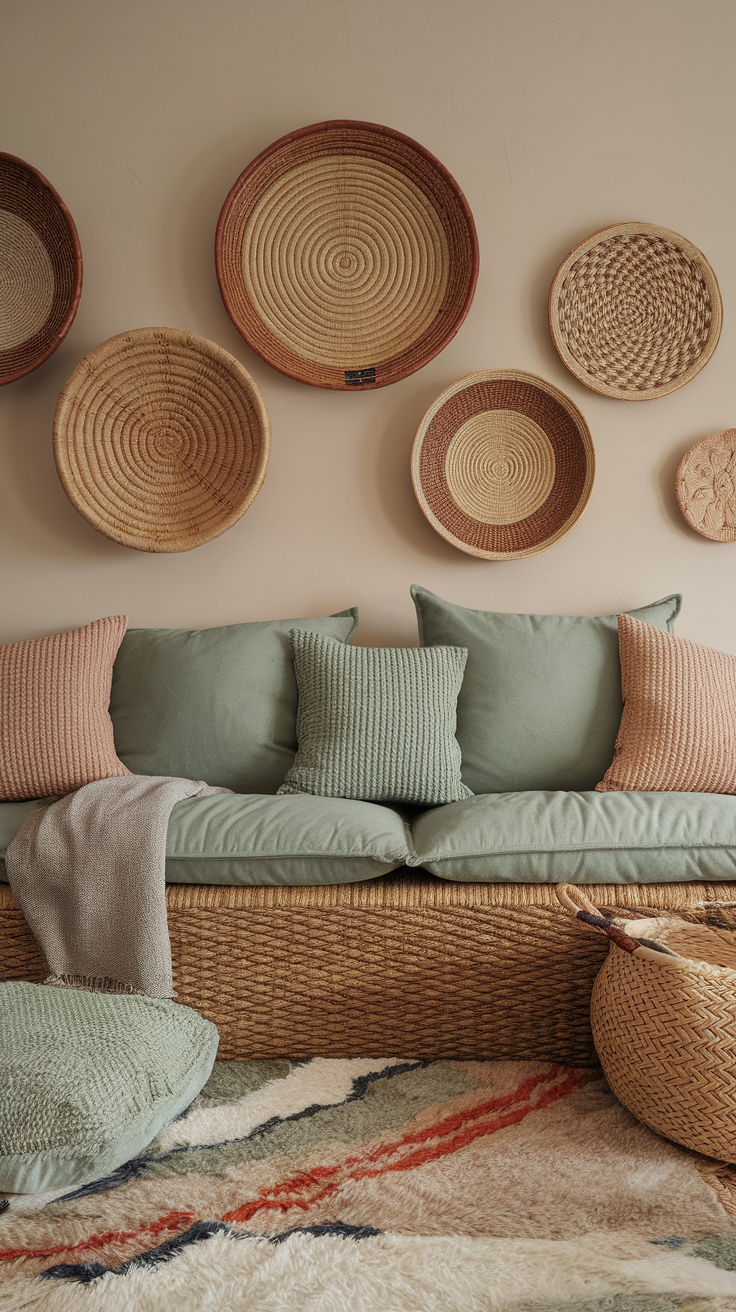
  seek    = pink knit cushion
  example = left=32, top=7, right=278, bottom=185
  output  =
left=597, top=613, right=736, bottom=794
left=0, top=617, right=130, bottom=801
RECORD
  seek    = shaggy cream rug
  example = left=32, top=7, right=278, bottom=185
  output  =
left=2, top=1059, right=736, bottom=1310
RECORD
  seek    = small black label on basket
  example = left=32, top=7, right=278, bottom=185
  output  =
left=344, top=368, right=376, bottom=386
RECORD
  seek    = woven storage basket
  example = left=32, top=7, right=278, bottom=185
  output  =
left=549, top=222, right=722, bottom=401
left=411, top=369, right=595, bottom=559
left=2, top=875, right=733, bottom=1064
left=557, top=883, right=736, bottom=1161
left=53, top=327, right=270, bottom=553
left=676, top=428, right=736, bottom=542
left=0, top=153, right=82, bottom=386
left=216, top=120, right=479, bottom=390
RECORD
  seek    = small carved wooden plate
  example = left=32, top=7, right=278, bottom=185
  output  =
left=676, top=429, right=736, bottom=541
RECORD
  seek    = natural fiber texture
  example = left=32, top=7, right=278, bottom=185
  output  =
left=53, top=327, right=270, bottom=553
left=0, top=616, right=128, bottom=802
left=411, top=370, right=595, bottom=559
left=3, top=1058, right=736, bottom=1308
left=559, top=885, right=736, bottom=1162
left=3, top=875, right=734, bottom=1063
left=278, top=631, right=470, bottom=804
left=597, top=614, right=736, bottom=794
left=676, top=427, right=736, bottom=541
left=6, top=776, right=228, bottom=999
left=549, top=221, right=722, bottom=400
left=0, top=152, right=82, bottom=386
left=216, top=120, right=478, bottom=389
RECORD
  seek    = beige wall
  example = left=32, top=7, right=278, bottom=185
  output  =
left=2, top=0, right=734, bottom=648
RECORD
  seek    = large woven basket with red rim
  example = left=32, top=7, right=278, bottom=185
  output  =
left=216, top=121, right=479, bottom=390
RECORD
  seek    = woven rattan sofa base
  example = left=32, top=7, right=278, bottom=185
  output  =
left=2, top=872, right=733, bottom=1064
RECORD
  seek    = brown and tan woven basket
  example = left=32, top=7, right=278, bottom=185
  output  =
left=216, top=120, right=479, bottom=390
left=549, top=222, right=722, bottom=401
left=53, top=327, right=271, bottom=553
left=411, top=369, right=595, bottom=559
left=557, top=883, right=736, bottom=1161
left=0, top=153, right=82, bottom=386
left=676, top=428, right=736, bottom=542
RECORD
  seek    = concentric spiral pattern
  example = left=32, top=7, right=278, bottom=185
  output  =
left=549, top=222, right=722, bottom=400
left=444, top=411, right=555, bottom=525
left=53, top=328, right=271, bottom=553
left=217, top=122, right=478, bottom=389
left=0, top=153, right=82, bottom=385
left=412, top=370, right=594, bottom=561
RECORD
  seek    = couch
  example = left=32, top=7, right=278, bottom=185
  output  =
left=3, top=586, right=735, bottom=1062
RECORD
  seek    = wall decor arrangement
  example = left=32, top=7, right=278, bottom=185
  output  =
left=676, top=428, right=736, bottom=542
left=53, top=327, right=270, bottom=553
left=0, top=152, right=82, bottom=386
left=549, top=222, right=722, bottom=401
left=215, top=120, right=479, bottom=390
left=411, top=369, right=595, bottom=560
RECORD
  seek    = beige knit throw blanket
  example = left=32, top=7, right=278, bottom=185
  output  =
left=5, top=775, right=228, bottom=999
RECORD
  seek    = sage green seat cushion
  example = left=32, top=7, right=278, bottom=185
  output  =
left=0, top=981, right=218, bottom=1193
left=109, top=609, right=358, bottom=794
left=411, top=586, right=681, bottom=794
left=410, top=790, right=736, bottom=883
left=278, top=631, right=470, bottom=805
left=0, top=794, right=411, bottom=886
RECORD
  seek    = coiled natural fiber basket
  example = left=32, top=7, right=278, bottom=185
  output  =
left=411, top=369, right=595, bottom=559
left=557, top=883, right=736, bottom=1162
left=216, top=120, right=479, bottom=390
left=53, top=327, right=271, bottom=553
left=549, top=222, right=722, bottom=401
left=676, top=428, right=736, bottom=542
left=0, top=153, right=82, bottom=386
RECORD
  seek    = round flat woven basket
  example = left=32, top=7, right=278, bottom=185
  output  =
left=549, top=222, right=722, bottom=400
left=411, top=369, right=595, bottom=560
left=0, top=153, right=82, bottom=386
left=557, top=884, right=736, bottom=1162
left=53, top=327, right=271, bottom=553
left=676, top=428, right=736, bottom=542
left=216, top=120, right=479, bottom=390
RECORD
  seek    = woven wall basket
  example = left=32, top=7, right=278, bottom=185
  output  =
left=215, top=120, right=479, bottom=390
left=549, top=222, right=722, bottom=401
left=53, top=327, right=271, bottom=553
left=0, top=153, right=82, bottom=386
left=676, top=428, right=736, bottom=542
left=411, top=369, right=595, bottom=560
left=558, top=884, right=736, bottom=1162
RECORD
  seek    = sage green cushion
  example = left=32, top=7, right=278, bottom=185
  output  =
left=411, top=586, right=681, bottom=794
left=278, top=631, right=471, bottom=805
left=109, top=609, right=358, bottom=794
left=0, top=794, right=411, bottom=886
left=411, top=790, right=736, bottom=883
left=0, top=981, right=218, bottom=1192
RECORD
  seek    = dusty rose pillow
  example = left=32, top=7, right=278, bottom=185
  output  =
left=0, top=616, right=130, bottom=801
left=597, top=613, right=736, bottom=794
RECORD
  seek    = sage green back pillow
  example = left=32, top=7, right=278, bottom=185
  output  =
left=411, top=586, right=681, bottom=794
left=110, top=609, right=358, bottom=794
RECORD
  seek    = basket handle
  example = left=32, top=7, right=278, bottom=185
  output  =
left=555, top=883, right=640, bottom=954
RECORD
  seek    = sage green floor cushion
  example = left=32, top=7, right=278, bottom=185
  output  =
left=0, top=981, right=218, bottom=1193
left=0, top=793, right=412, bottom=886
left=411, top=790, right=736, bottom=883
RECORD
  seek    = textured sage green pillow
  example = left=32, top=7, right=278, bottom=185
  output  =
left=278, top=631, right=471, bottom=805
left=411, top=586, right=682, bottom=794
left=109, top=609, right=358, bottom=794
left=0, top=981, right=218, bottom=1193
